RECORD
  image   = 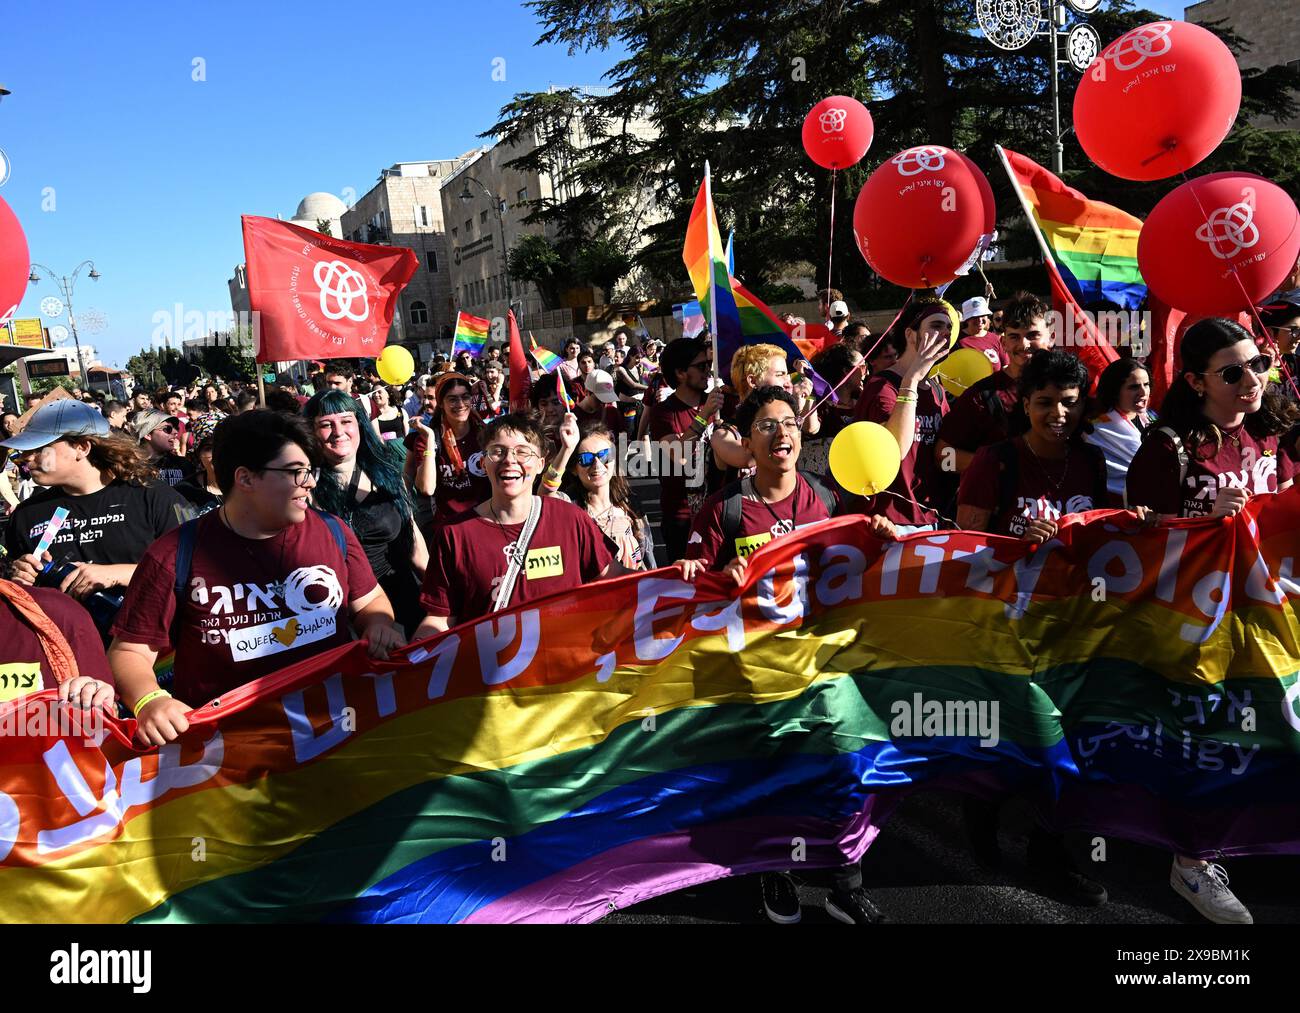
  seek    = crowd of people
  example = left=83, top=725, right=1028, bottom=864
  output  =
left=2, top=281, right=1299, bottom=926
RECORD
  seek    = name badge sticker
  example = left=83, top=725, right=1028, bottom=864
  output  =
left=0, top=663, right=42, bottom=703
left=525, top=546, right=564, bottom=580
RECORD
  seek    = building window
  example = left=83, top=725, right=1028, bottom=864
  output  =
left=426, top=251, right=437, bottom=272
left=480, top=210, right=488, bottom=225
left=419, top=205, right=430, bottom=227
left=409, top=301, right=429, bottom=326
left=465, top=219, right=473, bottom=234
left=451, top=227, right=458, bottom=240
left=517, top=188, right=528, bottom=203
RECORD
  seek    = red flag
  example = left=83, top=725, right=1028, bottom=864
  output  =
left=1044, top=255, right=1118, bottom=391
left=241, top=216, right=417, bottom=362
left=1146, top=294, right=1185, bottom=412
left=508, top=311, right=531, bottom=411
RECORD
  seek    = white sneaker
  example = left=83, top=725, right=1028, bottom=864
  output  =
left=1169, top=860, right=1253, bottom=924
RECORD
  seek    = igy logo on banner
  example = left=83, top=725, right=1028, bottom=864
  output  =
left=314, top=260, right=370, bottom=322
left=1104, top=22, right=1173, bottom=72
left=1196, top=187, right=1260, bottom=261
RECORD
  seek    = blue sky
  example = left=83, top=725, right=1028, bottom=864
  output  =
left=0, top=0, right=1189, bottom=368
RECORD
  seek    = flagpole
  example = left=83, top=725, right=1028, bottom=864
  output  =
left=704, top=160, right=720, bottom=382
left=995, top=144, right=1054, bottom=266
left=449, top=311, right=463, bottom=359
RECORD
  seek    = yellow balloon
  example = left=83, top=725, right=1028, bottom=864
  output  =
left=929, top=347, right=993, bottom=398
left=828, top=421, right=901, bottom=497
left=376, top=345, right=415, bottom=386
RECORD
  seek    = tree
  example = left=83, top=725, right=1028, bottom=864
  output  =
left=317, top=219, right=333, bottom=237
left=492, top=0, right=1299, bottom=310
left=507, top=233, right=574, bottom=309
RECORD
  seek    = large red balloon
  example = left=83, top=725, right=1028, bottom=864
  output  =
left=853, top=145, right=990, bottom=289
left=802, top=96, right=873, bottom=171
left=1138, top=172, right=1300, bottom=317
left=0, top=196, right=30, bottom=324
left=1074, top=21, right=1240, bottom=181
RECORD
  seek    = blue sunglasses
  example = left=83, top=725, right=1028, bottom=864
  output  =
left=577, top=448, right=612, bottom=468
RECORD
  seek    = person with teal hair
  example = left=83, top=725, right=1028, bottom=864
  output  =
left=304, top=389, right=428, bottom=635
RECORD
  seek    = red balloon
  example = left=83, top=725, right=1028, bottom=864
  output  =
left=0, top=196, right=30, bottom=324
left=957, top=152, right=996, bottom=237
left=852, top=146, right=990, bottom=289
left=802, top=96, right=873, bottom=170
left=1074, top=21, right=1240, bottom=181
left=1138, top=172, right=1300, bottom=318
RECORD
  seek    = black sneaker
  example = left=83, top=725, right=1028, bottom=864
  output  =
left=1026, top=830, right=1108, bottom=907
left=961, top=797, right=1002, bottom=872
left=760, top=872, right=802, bottom=924
left=825, top=887, right=888, bottom=925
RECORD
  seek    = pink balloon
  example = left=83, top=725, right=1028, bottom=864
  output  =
left=802, top=96, right=874, bottom=170
left=853, top=146, right=990, bottom=289
left=1074, top=21, right=1241, bottom=181
left=1138, top=172, right=1300, bottom=317
left=0, top=196, right=30, bottom=323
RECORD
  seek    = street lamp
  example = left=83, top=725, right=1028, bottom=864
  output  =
left=27, top=260, right=100, bottom=386
left=0, top=84, right=10, bottom=104
left=457, top=175, right=513, bottom=320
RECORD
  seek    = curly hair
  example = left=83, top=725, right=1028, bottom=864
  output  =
left=83, top=432, right=159, bottom=486
left=730, top=343, right=786, bottom=398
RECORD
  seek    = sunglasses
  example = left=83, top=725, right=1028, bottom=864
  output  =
left=1204, top=354, right=1272, bottom=385
left=577, top=447, right=612, bottom=468
left=157, top=424, right=178, bottom=435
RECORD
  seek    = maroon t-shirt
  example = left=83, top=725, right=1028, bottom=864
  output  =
left=958, top=437, right=1107, bottom=537
left=938, top=369, right=1018, bottom=454
left=404, top=427, right=491, bottom=522
left=0, top=588, right=113, bottom=701
left=853, top=372, right=949, bottom=527
left=111, top=511, right=378, bottom=707
left=421, top=496, right=616, bottom=622
left=648, top=393, right=710, bottom=523
left=685, top=475, right=834, bottom=568
left=956, top=331, right=1008, bottom=370
left=1126, top=425, right=1294, bottom=518
left=574, top=400, right=626, bottom=437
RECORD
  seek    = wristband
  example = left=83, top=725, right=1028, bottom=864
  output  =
left=132, top=689, right=170, bottom=717
left=693, top=414, right=709, bottom=429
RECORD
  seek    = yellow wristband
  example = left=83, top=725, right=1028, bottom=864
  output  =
left=132, top=689, right=170, bottom=717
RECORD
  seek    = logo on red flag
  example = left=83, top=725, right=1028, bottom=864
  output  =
left=241, top=216, right=417, bottom=362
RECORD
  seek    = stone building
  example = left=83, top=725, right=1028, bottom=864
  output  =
left=340, top=156, right=478, bottom=356
left=1186, top=0, right=1300, bottom=131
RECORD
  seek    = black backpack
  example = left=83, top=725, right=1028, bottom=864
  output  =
left=715, top=471, right=836, bottom=567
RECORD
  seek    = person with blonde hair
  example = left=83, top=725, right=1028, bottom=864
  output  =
left=712, top=343, right=820, bottom=481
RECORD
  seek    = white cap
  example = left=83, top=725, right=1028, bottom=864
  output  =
left=829, top=300, right=850, bottom=320
left=586, top=369, right=617, bottom=404
left=961, top=296, right=992, bottom=321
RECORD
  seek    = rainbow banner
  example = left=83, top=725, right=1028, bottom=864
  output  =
left=450, top=312, right=491, bottom=359
left=1000, top=146, right=1147, bottom=311
left=682, top=162, right=742, bottom=366
left=556, top=368, right=574, bottom=413
left=528, top=334, right=563, bottom=373
left=4, top=497, right=1300, bottom=923
left=673, top=300, right=706, bottom=338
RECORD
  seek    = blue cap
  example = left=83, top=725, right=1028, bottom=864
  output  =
left=1, top=399, right=110, bottom=452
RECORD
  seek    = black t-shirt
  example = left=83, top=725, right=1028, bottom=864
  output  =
left=5, top=481, right=193, bottom=566
left=174, top=476, right=223, bottom=517
left=345, top=486, right=414, bottom=580
left=152, top=452, right=194, bottom=488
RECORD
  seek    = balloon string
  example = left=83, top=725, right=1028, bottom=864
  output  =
left=1179, top=170, right=1300, bottom=401
left=800, top=293, right=915, bottom=424
left=826, top=168, right=838, bottom=301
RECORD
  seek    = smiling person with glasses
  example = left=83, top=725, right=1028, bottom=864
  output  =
left=110, top=410, right=404, bottom=745
left=416, top=412, right=624, bottom=635
left=402, top=372, right=489, bottom=527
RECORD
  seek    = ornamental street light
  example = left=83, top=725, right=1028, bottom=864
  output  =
left=27, top=261, right=100, bottom=385
left=457, top=175, right=514, bottom=319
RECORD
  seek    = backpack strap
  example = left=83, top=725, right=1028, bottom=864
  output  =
left=1155, top=426, right=1189, bottom=488
left=714, top=479, right=747, bottom=568
left=173, top=517, right=200, bottom=601
left=314, top=509, right=348, bottom=559
left=994, top=439, right=1020, bottom=520
left=799, top=470, right=837, bottom=517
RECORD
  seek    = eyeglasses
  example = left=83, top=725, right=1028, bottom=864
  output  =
left=485, top=446, right=542, bottom=464
left=687, top=359, right=711, bottom=372
left=1204, top=354, right=1272, bottom=385
left=259, top=466, right=319, bottom=487
left=157, top=425, right=177, bottom=435
left=442, top=395, right=473, bottom=407
left=1271, top=326, right=1300, bottom=340
left=577, top=447, right=612, bottom=468
left=752, top=418, right=801, bottom=436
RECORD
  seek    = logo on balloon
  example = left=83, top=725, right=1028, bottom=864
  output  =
left=892, top=146, right=947, bottom=177
left=819, top=108, right=848, bottom=134
left=314, top=260, right=370, bottom=322
left=1103, top=21, right=1173, bottom=72
left=1195, top=190, right=1260, bottom=261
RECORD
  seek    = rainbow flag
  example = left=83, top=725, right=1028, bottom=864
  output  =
left=682, top=162, right=742, bottom=366
left=529, top=334, right=563, bottom=373
left=999, top=146, right=1146, bottom=311
left=450, top=312, right=491, bottom=359
left=5, top=500, right=1300, bottom=923
left=730, top=276, right=833, bottom=398
left=673, top=300, right=706, bottom=338
left=556, top=368, right=574, bottom=413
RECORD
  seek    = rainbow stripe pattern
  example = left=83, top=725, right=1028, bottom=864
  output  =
left=528, top=334, right=563, bottom=373
left=682, top=163, right=742, bottom=363
left=1001, top=146, right=1147, bottom=311
left=4, top=496, right=1300, bottom=923
left=451, top=312, right=491, bottom=359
